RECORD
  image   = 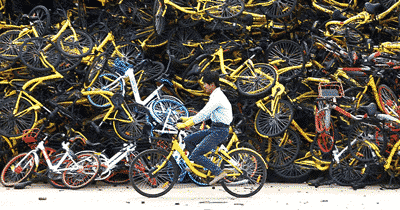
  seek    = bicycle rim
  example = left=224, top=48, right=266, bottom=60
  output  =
left=129, top=149, right=179, bottom=198
left=255, top=99, right=294, bottom=137
left=236, top=64, right=277, bottom=97
left=62, top=153, right=100, bottom=189
left=1, top=153, right=35, bottom=187
left=221, top=149, right=267, bottom=197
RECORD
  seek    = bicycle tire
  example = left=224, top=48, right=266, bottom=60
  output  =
left=28, top=5, right=51, bottom=37
left=47, top=154, right=69, bottom=189
left=342, top=87, right=373, bottom=111
left=84, top=53, right=108, bottom=88
left=205, top=0, right=245, bottom=20
left=119, top=0, right=153, bottom=26
left=262, top=0, right=297, bottom=19
left=0, top=30, right=31, bottom=60
left=56, top=29, right=94, bottom=58
left=19, top=37, right=61, bottom=72
left=266, top=40, right=305, bottom=81
left=138, top=60, right=165, bottom=83
left=87, top=73, right=124, bottom=108
left=106, top=41, right=143, bottom=72
left=236, top=63, right=277, bottom=97
left=273, top=159, right=313, bottom=181
left=62, top=153, right=100, bottom=189
left=329, top=152, right=370, bottom=186
left=347, top=120, right=387, bottom=162
left=220, top=148, right=267, bottom=198
left=167, top=26, right=202, bottom=64
left=255, top=99, right=294, bottom=137
left=378, top=84, right=399, bottom=117
left=263, top=128, right=300, bottom=168
left=113, top=102, right=149, bottom=141
left=1, top=153, right=35, bottom=187
left=150, top=98, right=189, bottom=125
left=56, top=54, right=82, bottom=73
left=129, top=149, right=179, bottom=198
left=0, top=96, right=37, bottom=137
left=379, top=0, right=396, bottom=9
left=153, top=0, right=166, bottom=35
left=0, top=57, right=16, bottom=72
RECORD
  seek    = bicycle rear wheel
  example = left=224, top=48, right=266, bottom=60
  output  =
left=87, top=73, right=123, bottom=108
left=205, top=0, right=245, bottom=19
left=263, top=128, right=300, bottom=168
left=329, top=152, right=370, bottom=186
left=129, top=149, right=179, bottom=198
left=0, top=30, right=30, bottom=60
left=1, top=153, right=35, bottom=187
left=56, top=29, right=94, bottom=58
left=266, top=40, right=305, bottom=81
left=236, top=63, right=277, bottom=97
left=84, top=53, right=108, bottom=88
left=262, top=0, right=297, bottom=19
left=255, top=99, right=294, bottom=137
left=113, top=102, right=149, bottom=141
left=62, top=153, right=100, bottom=189
left=347, top=120, right=387, bottom=162
left=150, top=98, right=189, bottom=125
left=28, top=5, right=51, bottom=37
left=19, top=37, right=61, bottom=72
left=221, top=148, right=267, bottom=198
left=0, top=96, right=37, bottom=137
left=378, top=84, right=399, bottom=117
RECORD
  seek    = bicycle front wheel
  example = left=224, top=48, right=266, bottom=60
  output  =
left=221, top=148, right=267, bottom=198
left=62, top=153, right=100, bottom=189
left=255, top=99, right=294, bottom=137
left=236, top=63, right=277, bottom=97
left=129, top=149, right=179, bottom=198
left=1, top=153, right=35, bottom=187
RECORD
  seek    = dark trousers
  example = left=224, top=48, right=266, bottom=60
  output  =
left=184, top=126, right=229, bottom=176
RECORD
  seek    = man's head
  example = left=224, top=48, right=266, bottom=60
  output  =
left=201, top=71, right=220, bottom=94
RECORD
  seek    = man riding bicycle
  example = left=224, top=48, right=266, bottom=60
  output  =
left=176, top=71, right=233, bottom=185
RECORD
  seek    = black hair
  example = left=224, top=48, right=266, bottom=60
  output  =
left=202, top=71, right=220, bottom=87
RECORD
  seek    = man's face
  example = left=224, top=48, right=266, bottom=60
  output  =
left=203, top=82, right=215, bottom=94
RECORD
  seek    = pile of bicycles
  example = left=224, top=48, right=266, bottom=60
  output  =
left=0, top=0, right=400, bottom=193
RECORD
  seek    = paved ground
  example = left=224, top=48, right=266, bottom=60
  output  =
left=0, top=182, right=398, bottom=209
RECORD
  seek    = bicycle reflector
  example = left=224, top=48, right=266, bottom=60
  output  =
left=113, top=58, right=133, bottom=75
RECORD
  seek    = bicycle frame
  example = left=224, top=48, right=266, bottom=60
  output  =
left=17, top=138, right=81, bottom=174
left=80, top=142, right=137, bottom=180
left=150, top=127, right=244, bottom=179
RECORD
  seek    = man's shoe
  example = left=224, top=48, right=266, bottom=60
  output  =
left=209, top=172, right=227, bottom=185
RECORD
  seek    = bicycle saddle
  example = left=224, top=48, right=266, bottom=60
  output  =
left=332, top=10, right=347, bottom=21
left=359, top=102, right=377, bottom=116
left=365, top=2, right=383, bottom=15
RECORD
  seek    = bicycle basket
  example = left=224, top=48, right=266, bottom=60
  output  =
left=318, top=82, right=344, bottom=98
left=113, top=58, right=133, bottom=75
left=22, top=128, right=41, bottom=144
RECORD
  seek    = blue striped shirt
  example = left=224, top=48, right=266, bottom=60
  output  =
left=192, top=87, right=233, bottom=125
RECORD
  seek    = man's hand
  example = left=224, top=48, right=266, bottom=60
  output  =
left=176, top=118, right=194, bottom=130
left=180, top=116, right=192, bottom=123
